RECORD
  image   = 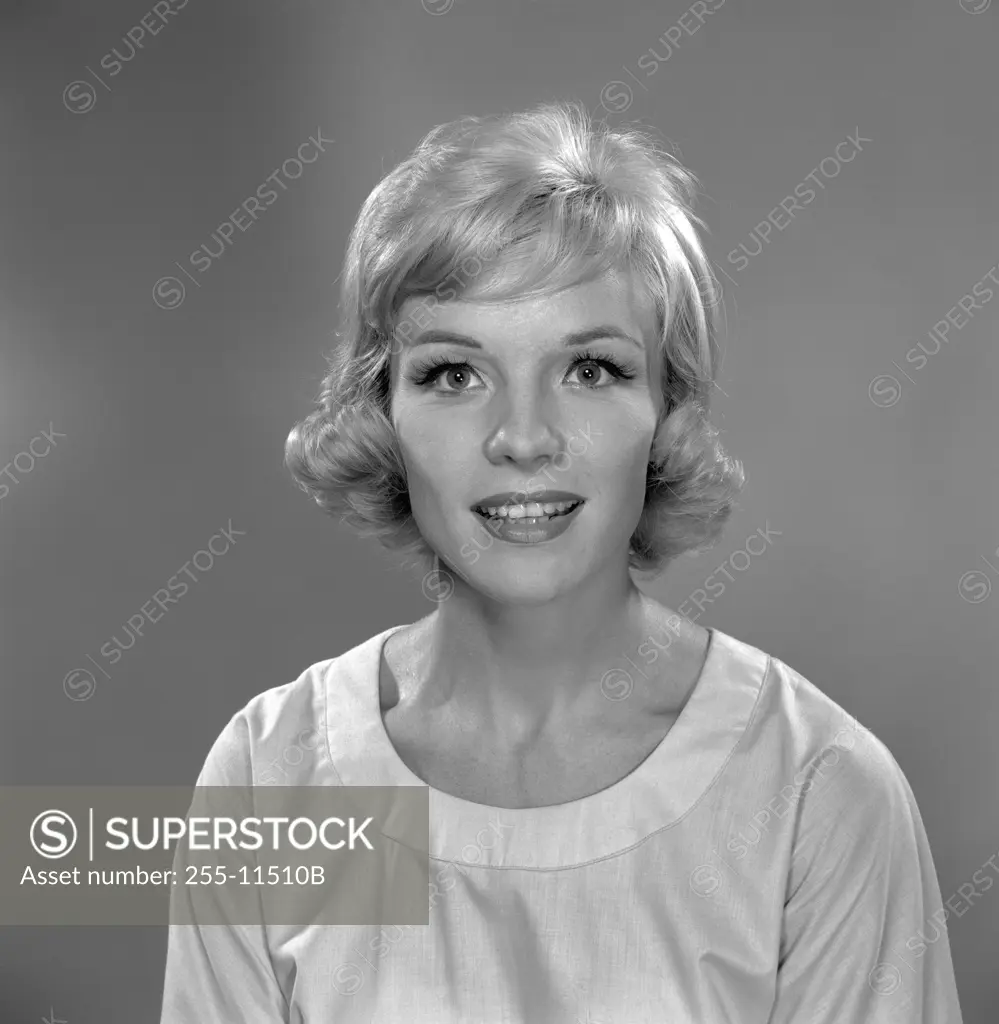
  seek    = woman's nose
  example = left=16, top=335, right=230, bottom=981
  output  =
left=482, top=394, right=566, bottom=469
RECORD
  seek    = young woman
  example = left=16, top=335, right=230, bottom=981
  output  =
left=161, top=100, right=964, bottom=1022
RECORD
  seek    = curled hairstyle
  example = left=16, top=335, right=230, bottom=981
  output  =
left=285, top=99, right=744, bottom=578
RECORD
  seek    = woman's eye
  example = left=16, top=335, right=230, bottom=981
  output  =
left=565, top=362, right=614, bottom=389
left=560, top=358, right=630, bottom=389
left=419, top=362, right=484, bottom=393
left=438, top=365, right=480, bottom=392
left=411, top=354, right=632, bottom=393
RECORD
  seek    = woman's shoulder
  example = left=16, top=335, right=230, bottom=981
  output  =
left=723, top=631, right=915, bottom=817
left=193, top=626, right=399, bottom=786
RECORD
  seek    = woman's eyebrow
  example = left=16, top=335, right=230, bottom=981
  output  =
left=408, top=325, right=643, bottom=351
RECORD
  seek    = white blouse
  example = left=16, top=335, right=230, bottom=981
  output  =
left=160, top=623, right=964, bottom=1022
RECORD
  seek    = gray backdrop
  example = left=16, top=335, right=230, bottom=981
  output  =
left=1, top=0, right=996, bottom=1018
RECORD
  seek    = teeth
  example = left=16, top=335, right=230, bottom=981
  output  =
left=477, top=500, right=580, bottom=519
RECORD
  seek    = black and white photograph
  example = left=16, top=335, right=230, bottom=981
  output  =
left=1, top=0, right=996, bottom=1020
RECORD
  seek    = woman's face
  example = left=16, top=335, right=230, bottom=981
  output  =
left=389, top=270, right=661, bottom=604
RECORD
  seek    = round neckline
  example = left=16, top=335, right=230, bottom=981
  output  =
left=376, top=623, right=719, bottom=809
left=325, top=623, right=770, bottom=868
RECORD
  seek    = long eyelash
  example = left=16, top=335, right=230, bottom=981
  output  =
left=406, top=348, right=637, bottom=389
left=568, top=347, right=637, bottom=382
left=407, top=354, right=473, bottom=388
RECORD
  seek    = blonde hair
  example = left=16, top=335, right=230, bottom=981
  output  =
left=285, top=99, right=744, bottom=577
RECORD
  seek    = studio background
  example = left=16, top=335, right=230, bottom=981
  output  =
left=1, top=0, right=996, bottom=1018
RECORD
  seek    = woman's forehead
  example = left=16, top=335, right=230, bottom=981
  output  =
left=398, top=270, right=658, bottom=345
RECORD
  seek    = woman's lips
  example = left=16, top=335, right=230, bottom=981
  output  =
left=473, top=500, right=582, bottom=522
left=470, top=490, right=585, bottom=510
left=470, top=500, right=585, bottom=545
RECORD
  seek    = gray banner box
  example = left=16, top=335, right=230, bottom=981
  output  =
left=3, top=785, right=429, bottom=926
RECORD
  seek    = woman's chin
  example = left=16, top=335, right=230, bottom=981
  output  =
left=454, top=556, right=585, bottom=604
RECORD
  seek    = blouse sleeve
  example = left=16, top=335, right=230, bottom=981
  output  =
left=159, top=713, right=289, bottom=1024
left=767, top=729, right=964, bottom=1023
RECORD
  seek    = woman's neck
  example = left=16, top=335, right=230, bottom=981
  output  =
left=388, top=581, right=699, bottom=746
